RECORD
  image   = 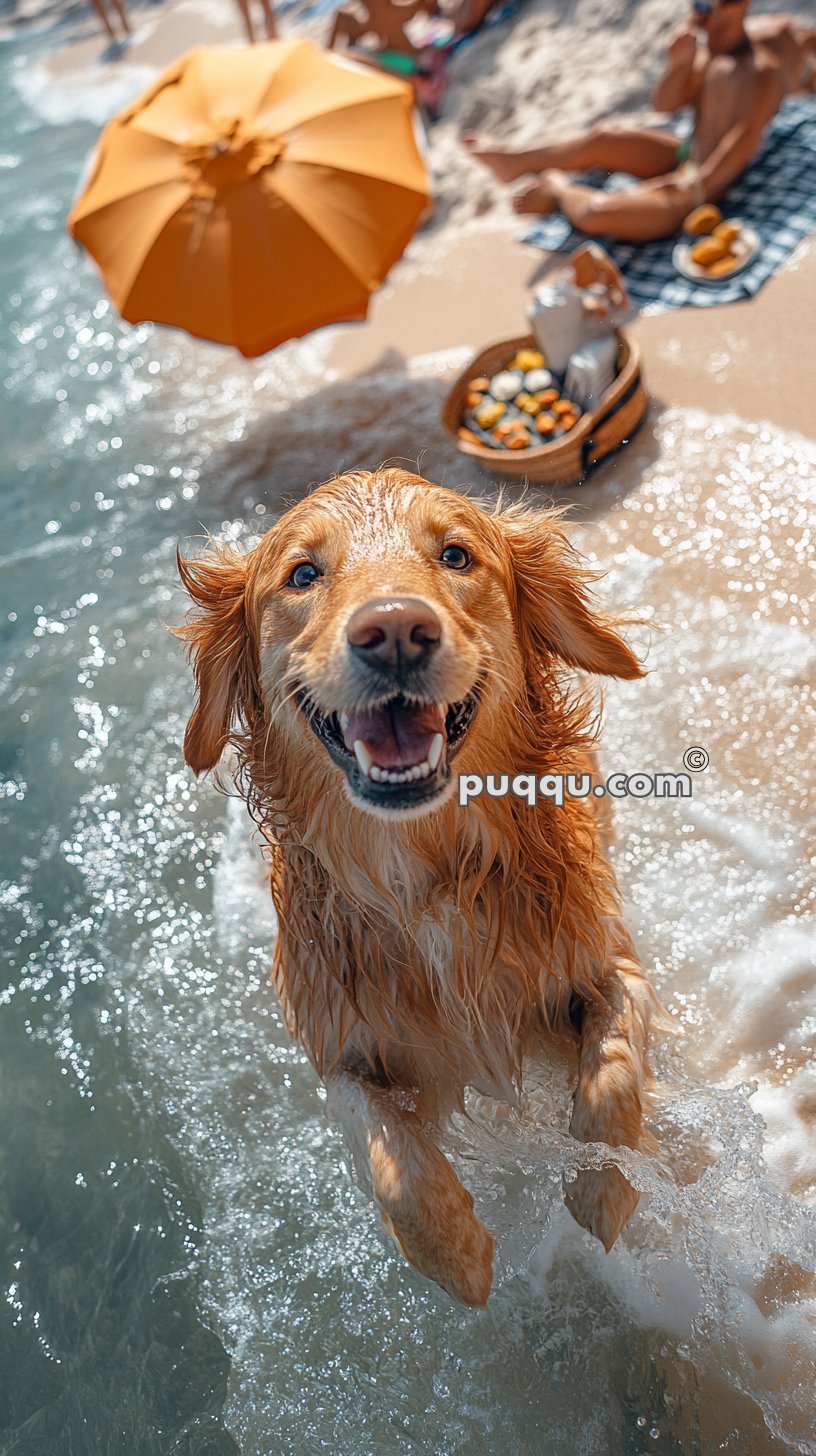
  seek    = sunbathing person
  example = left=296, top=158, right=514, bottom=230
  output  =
left=328, top=0, right=439, bottom=56
left=328, top=0, right=499, bottom=56
left=464, top=0, right=816, bottom=242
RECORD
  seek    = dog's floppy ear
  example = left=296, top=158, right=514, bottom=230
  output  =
left=174, top=543, right=258, bottom=775
left=498, top=509, right=644, bottom=680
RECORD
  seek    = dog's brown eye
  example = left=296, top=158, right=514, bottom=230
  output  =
left=440, top=544, right=471, bottom=570
left=288, top=562, right=321, bottom=590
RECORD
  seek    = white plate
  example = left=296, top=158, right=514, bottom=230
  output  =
left=673, top=221, right=761, bottom=284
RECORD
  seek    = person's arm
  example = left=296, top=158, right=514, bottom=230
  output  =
left=394, top=0, right=437, bottom=15
left=652, top=26, right=704, bottom=112
left=793, top=27, right=816, bottom=93
left=696, top=79, right=777, bottom=198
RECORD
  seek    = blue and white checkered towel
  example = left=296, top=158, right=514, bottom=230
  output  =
left=520, top=98, right=816, bottom=312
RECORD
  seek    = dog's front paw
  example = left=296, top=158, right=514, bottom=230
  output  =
left=370, top=1133, right=495, bottom=1307
left=564, top=1164, right=640, bottom=1252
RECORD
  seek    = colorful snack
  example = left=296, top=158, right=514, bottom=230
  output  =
left=516, top=392, right=542, bottom=415
left=489, top=369, right=525, bottom=401
left=506, top=428, right=532, bottom=450
left=706, top=255, right=739, bottom=277
left=713, top=221, right=741, bottom=246
left=511, top=349, right=546, bottom=373
left=684, top=204, right=722, bottom=236
left=524, top=368, right=553, bottom=392
left=690, top=237, right=729, bottom=266
left=475, top=400, right=506, bottom=429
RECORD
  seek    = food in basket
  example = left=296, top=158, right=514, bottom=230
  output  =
left=475, top=400, right=506, bottom=430
left=490, top=369, right=525, bottom=401
left=523, top=368, right=553, bottom=392
left=506, top=427, right=533, bottom=449
left=457, top=345, right=602, bottom=453
left=517, top=392, right=542, bottom=415
left=510, top=349, right=546, bottom=373
left=683, top=204, right=722, bottom=236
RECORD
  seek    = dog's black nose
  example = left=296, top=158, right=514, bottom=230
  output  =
left=347, top=597, right=441, bottom=672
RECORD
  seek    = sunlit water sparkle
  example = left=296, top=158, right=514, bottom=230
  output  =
left=1, top=23, right=814, bottom=1456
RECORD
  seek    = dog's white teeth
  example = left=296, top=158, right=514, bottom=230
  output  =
left=427, top=733, right=444, bottom=772
left=339, top=712, right=349, bottom=732
left=361, top=754, right=440, bottom=786
left=353, top=740, right=373, bottom=777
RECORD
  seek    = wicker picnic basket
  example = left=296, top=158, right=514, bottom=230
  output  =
left=442, top=329, right=647, bottom=486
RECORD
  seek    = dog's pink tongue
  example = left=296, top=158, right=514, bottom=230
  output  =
left=343, top=701, right=445, bottom=769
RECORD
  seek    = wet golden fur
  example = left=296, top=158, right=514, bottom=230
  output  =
left=176, top=469, right=659, bottom=1306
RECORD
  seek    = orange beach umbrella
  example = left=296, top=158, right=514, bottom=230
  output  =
left=67, top=40, right=429, bottom=357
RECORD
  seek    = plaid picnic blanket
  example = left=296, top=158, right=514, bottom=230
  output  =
left=520, top=98, right=816, bottom=311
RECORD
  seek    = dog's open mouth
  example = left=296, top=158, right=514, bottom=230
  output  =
left=298, top=685, right=481, bottom=811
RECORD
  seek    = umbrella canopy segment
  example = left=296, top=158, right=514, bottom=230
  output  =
left=67, top=40, right=430, bottom=357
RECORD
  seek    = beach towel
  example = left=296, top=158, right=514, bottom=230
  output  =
left=519, top=98, right=816, bottom=312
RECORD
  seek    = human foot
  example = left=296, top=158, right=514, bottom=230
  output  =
left=511, top=170, right=566, bottom=216
left=461, top=132, right=530, bottom=184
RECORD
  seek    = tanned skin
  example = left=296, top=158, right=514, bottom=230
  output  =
left=463, top=1, right=816, bottom=241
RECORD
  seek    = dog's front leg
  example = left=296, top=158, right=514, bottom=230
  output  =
left=566, top=955, right=657, bottom=1251
left=325, top=1069, right=494, bottom=1307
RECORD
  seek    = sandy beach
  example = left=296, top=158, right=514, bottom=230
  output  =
left=1, top=1, right=814, bottom=1453
left=16, top=0, right=816, bottom=435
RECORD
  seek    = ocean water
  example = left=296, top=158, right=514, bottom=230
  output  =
left=1, top=22, right=815, bottom=1456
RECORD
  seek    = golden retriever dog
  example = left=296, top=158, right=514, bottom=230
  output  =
left=176, top=468, right=659, bottom=1307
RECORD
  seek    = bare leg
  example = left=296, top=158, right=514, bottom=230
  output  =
left=234, top=0, right=256, bottom=43
left=566, top=952, right=659, bottom=1250
left=108, top=0, right=131, bottom=35
left=87, top=0, right=117, bottom=43
left=463, top=122, right=680, bottom=185
left=325, top=1068, right=495, bottom=1306
left=259, top=0, right=277, bottom=38
left=514, top=166, right=696, bottom=242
